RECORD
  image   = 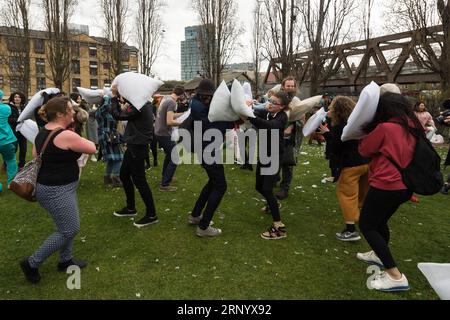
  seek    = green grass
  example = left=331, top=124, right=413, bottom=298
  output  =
left=0, top=144, right=449, bottom=300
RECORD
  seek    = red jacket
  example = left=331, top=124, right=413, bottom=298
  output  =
left=359, top=122, right=417, bottom=191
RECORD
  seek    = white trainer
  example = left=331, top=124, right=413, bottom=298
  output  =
left=357, top=250, right=384, bottom=268
left=196, top=226, right=222, bottom=238
left=370, top=272, right=410, bottom=292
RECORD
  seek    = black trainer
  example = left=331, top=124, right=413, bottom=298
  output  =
left=20, top=258, right=41, bottom=284
left=134, top=215, right=159, bottom=228
left=57, top=259, right=88, bottom=272
left=113, top=207, right=138, bottom=217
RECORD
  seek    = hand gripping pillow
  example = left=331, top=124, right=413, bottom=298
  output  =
left=341, top=81, right=380, bottom=142
left=77, top=87, right=104, bottom=105
left=231, top=80, right=255, bottom=119
left=302, top=107, right=327, bottom=137
left=289, top=96, right=322, bottom=122
left=18, top=88, right=60, bottom=122
left=208, top=81, right=239, bottom=122
left=16, top=120, right=39, bottom=144
left=112, top=72, right=164, bottom=110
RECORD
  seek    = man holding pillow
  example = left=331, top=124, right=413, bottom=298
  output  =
left=155, top=86, right=186, bottom=192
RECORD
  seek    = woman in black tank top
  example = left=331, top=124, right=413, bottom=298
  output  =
left=20, top=97, right=96, bottom=284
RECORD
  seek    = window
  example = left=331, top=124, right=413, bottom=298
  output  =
left=130, top=51, right=137, bottom=58
left=7, top=37, right=26, bottom=52
left=89, top=61, right=98, bottom=76
left=90, top=79, right=98, bottom=89
left=9, top=57, right=22, bottom=74
left=89, top=44, right=97, bottom=57
left=103, top=62, right=111, bottom=70
left=103, top=79, right=111, bottom=87
left=72, top=60, right=80, bottom=74
left=72, top=78, right=81, bottom=92
left=36, top=58, right=45, bottom=75
left=121, top=50, right=130, bottom=62
left=0, top=75, right=4, bottom=89
left=36, top=77, right=46, bottom=91
left=123, top=65, right=129, bottom=72
left=34, top=39, right=45, bottom=54
left=130, top=67, right=138, bottom=73
left=10, top=76, right=25, bottom=93
left=71, top=42, right=80, bottom=56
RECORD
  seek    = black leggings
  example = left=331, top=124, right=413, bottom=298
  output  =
left=256, top=163, right=281, bottom=222
left=359, top=187, right=412, bottom=269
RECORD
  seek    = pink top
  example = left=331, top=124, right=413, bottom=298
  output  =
left=414, top=111, right=435, bottom=130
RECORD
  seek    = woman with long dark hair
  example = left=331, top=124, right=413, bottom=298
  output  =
left=413, top=101, right=436, bottom=141
left=357, top=92, right=423, bottom=292
left=8, top=91, right=28, bottom=169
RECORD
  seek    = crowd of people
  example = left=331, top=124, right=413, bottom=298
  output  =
left=1, top=76, right=450, bottom=293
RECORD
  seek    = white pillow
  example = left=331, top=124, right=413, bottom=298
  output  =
left=208, top=81, right=239, bottom=122
left=231, top=79, right=255, bottom=118
left=302, top=107, right=327, bottom=137
left=17, top=88, right=60, bottom=122
left=418, top=263, right=450, bottom=300
left=242, top=82, right=253, bottom=101
left=77, top=87, right=104, bottom=105
left=289, top=96, right=322, bottom=122
left=103, top=87, right=113, bottom=98
left=342, top=81, right=380, bottom=142
left=112, top=72, right=164, bottom=110
left=270, top=84, right=282, bottom=94
left=380, top=83, right=401, bottom=95
left=16, top=119, right=39, bottom=144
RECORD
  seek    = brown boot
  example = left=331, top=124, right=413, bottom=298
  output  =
left=104, top=176, right=112, bottom=186
left=111, top=176, right=123, bottom=188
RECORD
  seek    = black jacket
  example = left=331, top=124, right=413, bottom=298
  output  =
left=111, top=97, right=153, bottom=146
left=323, top=124, right=370, bottom=170
left=444, top=146, right=450, bottom=168
left=249, top=109, right=288, bottom=162
left=8, top=102, right=21, bottom=133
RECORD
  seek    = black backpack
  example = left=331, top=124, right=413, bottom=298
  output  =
left=387, top=128, right=444, bottom=196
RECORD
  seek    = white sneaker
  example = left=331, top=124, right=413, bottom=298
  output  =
left=357, top=250, right=384, bottom=268
left=196, top=226, right=222, bottom=238
left=91, top=155, right=97, bottom=162
left=370, top=272, right=410, bottom=292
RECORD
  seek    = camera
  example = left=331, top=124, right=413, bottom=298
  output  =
left=436, top=99, right=450, bottom=126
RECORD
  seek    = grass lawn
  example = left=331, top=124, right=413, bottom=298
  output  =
left=0, top=143, right=449, bottom=300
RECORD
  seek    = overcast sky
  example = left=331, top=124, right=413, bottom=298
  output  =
left=29, top=0, right=385, bottom=81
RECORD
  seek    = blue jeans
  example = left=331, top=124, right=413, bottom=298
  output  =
left=0, top=143, right=18, bottom=186
left=106, top=160, right=122, bottom=176
left=156, top=135, right=178, bottom=187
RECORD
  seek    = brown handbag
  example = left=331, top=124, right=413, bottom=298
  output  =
left=10, top=128, right=62, bottom=202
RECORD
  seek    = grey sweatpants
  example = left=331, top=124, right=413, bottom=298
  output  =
left=29, top=181, right=80, bottom=268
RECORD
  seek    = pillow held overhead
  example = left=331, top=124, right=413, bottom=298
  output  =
left=112, top=72, right=164, bottom=111
left=341, top=81, right=380, bottom=142
left=208, top=81, right=239, bottom=122
left=231, top=80, right=255, bottom=119
left=77, top=87, right=104, bottom=105
left=242, top=82, right=253, bottom=101
left=17, top=88, right=60, bottom=122
left=289, top=96, right=322, bottom=122
left=302, top=107, right=327, bottom=137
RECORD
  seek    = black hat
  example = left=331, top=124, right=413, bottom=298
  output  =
left=443, top=99, right=450, bottom=110
left=196, top=79, right=216, bottom=96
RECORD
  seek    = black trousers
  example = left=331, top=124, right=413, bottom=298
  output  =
left=15, top=132, right=27, bottom=168
left=256, top=163, right=281, bottom=222
left=359, top=187, right=412, bottom=269
left=150, top=131, right=158, bottom=165
left=192, top=164, right=227, bottom=230
left=120, top=145, right=156, bottom=217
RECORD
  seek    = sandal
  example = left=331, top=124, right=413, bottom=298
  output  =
left=261, top=225, right=287, bottom=240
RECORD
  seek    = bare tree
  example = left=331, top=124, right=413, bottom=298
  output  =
left=361, top=0, right=375, bottom=85
left=136, top=0, right=164, bottom=76
left=1, top=0, right=31, bottom=97
left=252, top=0, right=265, bottom=95
left=261, top=0, right=300, bottom=81
left=390, top=0, right=450, bottom=93
left=102, top=0, right=128, bottom=77
left=297, top=0, right=357, bottom=95
left=192, top=0, right=241, bottom=86
left=43, top=0, right=77, bottom=89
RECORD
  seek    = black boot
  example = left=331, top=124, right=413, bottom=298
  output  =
left=20, top=258, right=41, bottom=284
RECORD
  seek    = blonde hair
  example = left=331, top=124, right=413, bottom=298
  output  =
left=329, top=96, right=356, bottom=126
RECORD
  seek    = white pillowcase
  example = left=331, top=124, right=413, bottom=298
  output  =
left=289, top=96, right=322, bottom=122
left=341, top=81, right=380, bottom=142
left=77, top=87, right=104, bottom=105
left=16, top=120, right=39, bottom=144
left=302, top=107, right=327, bottom=137
left=112, top=72, right=164, bottom=111
left=17, top=88, right=60, bottom=122
left=418, top=263, right=450, bottom=300
left=208, top=81, right=239, bottom=122
left=231, top=80, right=255, bottom=118
left=242, top=82, right=253, bottom=101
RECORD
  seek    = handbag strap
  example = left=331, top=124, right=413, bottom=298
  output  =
left=38, top=128, right=64, bottom=159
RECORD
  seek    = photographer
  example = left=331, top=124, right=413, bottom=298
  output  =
left=441, top=99, right=450, bottom=194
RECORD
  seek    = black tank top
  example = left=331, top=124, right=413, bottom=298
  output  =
left=35, top=128, right=82, bottom=186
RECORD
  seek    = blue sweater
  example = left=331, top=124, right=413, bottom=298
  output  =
left=0, top=103, right=17, bottom=146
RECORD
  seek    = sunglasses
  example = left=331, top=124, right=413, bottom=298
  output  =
left=269, top=99, right=283, bottom=107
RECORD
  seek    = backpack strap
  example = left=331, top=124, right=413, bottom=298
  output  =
left=38, top=128, right=64, bottom=159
